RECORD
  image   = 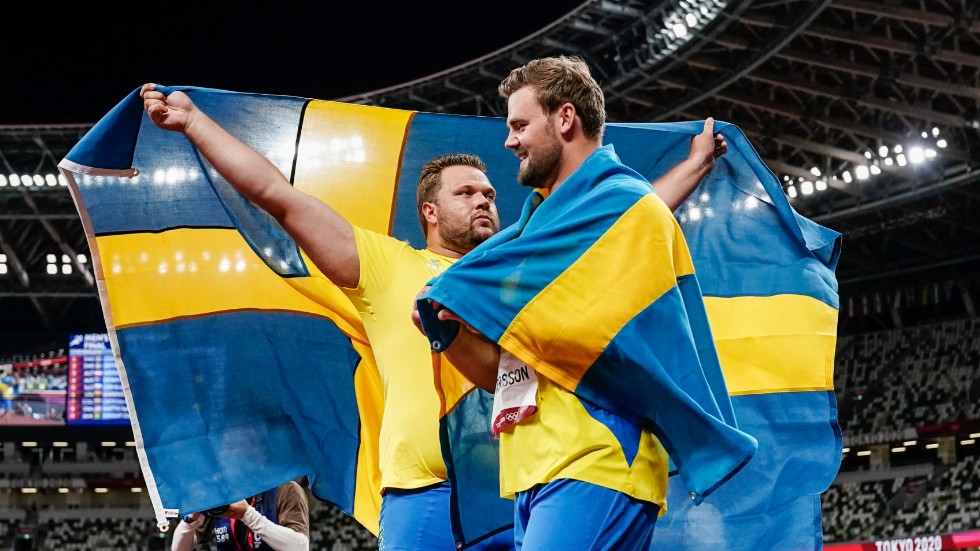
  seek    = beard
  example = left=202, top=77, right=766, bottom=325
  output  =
left=516, top=126, right=562, bottom=188
left=438, top=213, right=499, bottom=253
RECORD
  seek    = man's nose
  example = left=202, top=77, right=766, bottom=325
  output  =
left=505, top=133, right=519, bottom=149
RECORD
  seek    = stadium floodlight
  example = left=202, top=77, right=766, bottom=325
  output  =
left=32, top=174, right=43, bottom=186
left=896, top=154, right=908, bottom=166
left=924, top=148, right=936, bottom=159
left=903, top=440, right=917, bottom=446
left=863, top=151, right=873, bottom=160
left=842, top=171, right=853, bottom=183
left=842, top=447, right=850, bottom=453
left=131, top=488, right=144, bottom=493
left=870, top=165, right=881, bottom=175
left=101, top=441, right=117, bottom=447
left=856, top=450, right=871, bottom=456
left=21, top=442, right=37, bottom=447
left=787, top=185, right=797, bottom=198
left=58, top=488, right=70, bottom=494
left=878, top=146, right=888, bottom=157
left=884, top=158, right=894, bottom=166
left=932, top=127, right=940, bottom=137
left=936, top=139, right=947, bottom=148
left=53, top=442, right=68, bottom=447
left=0, top=175, right=6, bottom=187
left=58, top=173, right=68, bottom=186
left=21, top=488, right=37, bottom=494
left=891, top=447, right=906, bottom=453
left=20, top=175, right=32, bottom=186
left=8, top=173, right=19, bottom=187
left=908, top=147, right=925, bottom=164
left=45, top=174, right=57, bottom=186
left=855, top=166, right=870, bottom=180
left=815, top=180, right=827, bottom=191
left=94, top=488, right=109, bottom=494
left=809, top=167, right=821, bottom=176
left=925, top=443, right=939, bottom=449
left=961, top=439, right=976, bottom=446
left=672, top=23, right=688, bottom=37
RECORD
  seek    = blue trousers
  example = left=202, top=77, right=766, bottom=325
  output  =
left=514, top=479, right=660, bottom=551
left=379, top=482, right=515, bottom=550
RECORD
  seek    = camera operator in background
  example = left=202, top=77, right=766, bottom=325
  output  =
left=171, top=479, right=310, bottom=551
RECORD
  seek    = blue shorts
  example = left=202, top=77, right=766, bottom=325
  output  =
left=514, top=479, right=659, bottom=551
left=378, top=482, right=515, bottom=551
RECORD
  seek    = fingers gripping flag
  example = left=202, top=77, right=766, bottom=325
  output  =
left=60, top=86, right=840, bottom=549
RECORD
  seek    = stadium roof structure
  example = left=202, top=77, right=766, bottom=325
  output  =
left=1, top=0, right=979, bottom=356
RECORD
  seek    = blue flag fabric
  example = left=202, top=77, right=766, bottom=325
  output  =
left=59, top=86, right=840, bottom=550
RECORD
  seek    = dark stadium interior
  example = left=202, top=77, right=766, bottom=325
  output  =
left=1, top=0, right=978, bottom=549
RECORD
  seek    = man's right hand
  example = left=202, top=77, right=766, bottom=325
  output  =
left=141, top=83, right=195, bottom=133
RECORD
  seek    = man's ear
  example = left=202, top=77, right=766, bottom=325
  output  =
left=421, top=202, right=438, bottom=225
left=556, top=103, right=577, bottom=137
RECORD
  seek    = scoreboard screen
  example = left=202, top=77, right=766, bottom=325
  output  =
left=65, top=333, right=130, bottom=426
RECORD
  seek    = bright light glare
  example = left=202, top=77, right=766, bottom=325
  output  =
left=908, top=147, right=925, bottom=164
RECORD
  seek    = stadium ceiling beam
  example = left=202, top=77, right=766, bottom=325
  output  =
left=831, top=0, right=955, bottom=27
left=764, top=159, right=856, bottom=196
left=652, top=0, right=834, bottom=119
left=775, top=48, right=980, bottom=103
left=12, top=189, right=94, bottom=288
left=0, top=229, right=29, bottom=289
left=801, top=25, right=980, bottom=70
left=736, top=71, right=969, bottom=161
left=0, top=227, right=53, bottom=327
left=812, top=166, right=980, bottom=224
left=596, top=0, right=644, bottom=19
left=716, top=94, right=908, bottom=173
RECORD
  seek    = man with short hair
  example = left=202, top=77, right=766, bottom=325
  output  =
left=413, top=56, right=744, bottom=550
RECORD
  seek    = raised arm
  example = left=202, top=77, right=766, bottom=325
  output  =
left=652, top=117, right=728, bottom=211
left=140, top=83, right=360, bottom=288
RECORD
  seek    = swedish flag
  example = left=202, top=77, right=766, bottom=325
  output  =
left=60, top=86, right=839, bottom=550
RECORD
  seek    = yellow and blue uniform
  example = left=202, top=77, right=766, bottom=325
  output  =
left=342, top=226, right=453, bottom=492
left=501, top=377, right=668, bottom=550
left=342, top=226, right=513, bottom=551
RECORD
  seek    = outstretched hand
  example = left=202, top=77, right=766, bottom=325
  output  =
left=690, top=117, right=728, bottom=173
left=140, top=83, right=195, bottom=132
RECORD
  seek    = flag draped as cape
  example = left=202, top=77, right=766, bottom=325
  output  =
left=59, top=85, right=840, bottom=550
left=418, top=143, right=759, bottom=503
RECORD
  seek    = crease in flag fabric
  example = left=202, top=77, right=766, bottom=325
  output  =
left=60, top=85, right=840, bottom=550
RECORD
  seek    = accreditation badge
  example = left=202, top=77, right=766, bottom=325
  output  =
left=491, top=351, right=539, bottom=437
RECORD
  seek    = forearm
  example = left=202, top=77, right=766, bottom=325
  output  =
left=240, top=506, right=310, bottom=551
left=651, top=158, right=710, bottom=211
left=181, top=105, right=359, bottom=287
left=443, top=329, right=501, bottom=392
left=182, top=111, right=294, bottom=216
left=170, top=517, right=201, bottom=551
